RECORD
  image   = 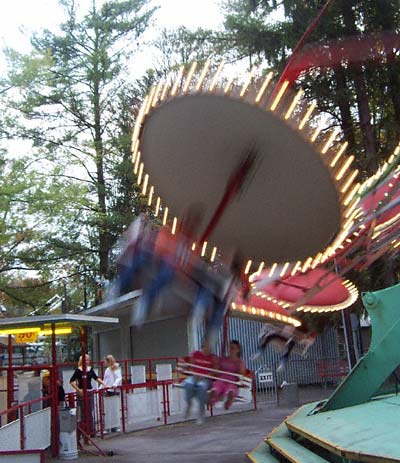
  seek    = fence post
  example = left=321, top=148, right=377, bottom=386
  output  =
left=99, top=390, right=105, bottom=439
left=162, top=382, right=168, bottom=425
left=123, top=360, right=129, bottom=384
left=80, top=326, right=90, bottom=443
left=166, top=381, right=171, bottom=416
left=20, top=406, right=25, bottom=450
left=120, top=388, right=126, bottom=433
left=149, top=360, right=153, bottom=385
left=7, top=335, right=14, bottom=422
left=252, top=374, right=257, bottom=410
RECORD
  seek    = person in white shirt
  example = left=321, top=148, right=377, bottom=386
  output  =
left=103, top=355, right=122, bottom=392
left=102, top=354, right=122, bottom=433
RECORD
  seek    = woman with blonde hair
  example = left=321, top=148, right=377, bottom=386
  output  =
left=103, top=355, right=122, bottom=392
left=102, top=354, right=122, bottom=433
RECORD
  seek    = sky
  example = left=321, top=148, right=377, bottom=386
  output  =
left=0, top=0, right=229, bottom=167
left=0, top=0, right=224, bottom=39
left=0, top=0, right=225, bottom=74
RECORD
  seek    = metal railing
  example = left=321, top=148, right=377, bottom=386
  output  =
left=0, top=395, right=52, bottom=457
left=63, top=373, right=256, bottom=439
left=0, top=355, right=257, bottom=457
left=274, top=357, right=349, bottom=386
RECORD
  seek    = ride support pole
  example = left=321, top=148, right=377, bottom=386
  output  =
left=271, top=0, right=334, bottom=95
left=51, top=323, right=60, bottom=457
left=221, top=312, right=229, bottom=356
left=200, top=150, right=256, bottom=244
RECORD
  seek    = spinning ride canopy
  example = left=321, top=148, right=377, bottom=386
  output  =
left=231, top=267, right=358, bottom=327
left=131, top=63, right=360, bottom=269
left=358, top=160, right=400, bottom=228
left=140, top=94, right=338, bottom=262
left=230, top=267, right=358, bottom=329
left=251, top=267, right=358, bottom=315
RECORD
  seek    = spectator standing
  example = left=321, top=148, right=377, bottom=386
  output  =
left=102, top=354, right=122, bottom=433
left=70, top=354, right=107, bottom=437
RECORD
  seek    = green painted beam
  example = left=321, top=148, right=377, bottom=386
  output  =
left=267, top=421, right=330, bottom=463
left=247, top=441, right=279, bottom=463
left=287, top=395, right=400, bottom=462
left=322, top=282, right=400, bottom=411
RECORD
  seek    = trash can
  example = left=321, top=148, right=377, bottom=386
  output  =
left=277, top=382, right=299, bottom=408
left=59, top=408, right=78, bottom=460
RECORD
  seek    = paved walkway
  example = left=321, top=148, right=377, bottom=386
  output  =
left=50, top=386, right=333, bottom=463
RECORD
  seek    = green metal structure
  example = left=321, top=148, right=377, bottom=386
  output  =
left=248, top=282, right=400, bottom=463
left=322, top=282, right=400, bottom=411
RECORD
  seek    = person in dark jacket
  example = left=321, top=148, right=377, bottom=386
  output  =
left=70, top=354, right=107, bottom=437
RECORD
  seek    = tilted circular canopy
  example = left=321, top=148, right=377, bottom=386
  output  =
left=140, top=94, right=340, bottom=263
left=132, top=64, right=360, bottom=269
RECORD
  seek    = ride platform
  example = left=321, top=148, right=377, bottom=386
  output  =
left=248, top=283, right=400, bottom=463
left=248, top=394, right=400, bottom=463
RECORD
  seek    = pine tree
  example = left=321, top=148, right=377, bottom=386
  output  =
left=3, top=0, right=156, bottom=305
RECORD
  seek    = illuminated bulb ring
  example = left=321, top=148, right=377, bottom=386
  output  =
left=130, top=62, right=359, bottom=269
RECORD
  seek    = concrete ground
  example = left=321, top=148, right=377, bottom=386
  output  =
left=50, top=386, right=334, bottom=463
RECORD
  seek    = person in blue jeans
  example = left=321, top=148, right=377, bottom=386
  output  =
left=115, top=214, right=155, bottom=296
left=134, top=206, right=203, bottom=327
left=182, top=340, right=215, bottom=425
left=191, top=252, right=249, bottom=347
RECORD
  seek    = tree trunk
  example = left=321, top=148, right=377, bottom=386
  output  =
left=333, top=66, right=357, bottom=152
left=341, top=0, right=378, bottom=175
left=93, top=15, right=109, bottom=283
left=375, top=0, right=400, bottom=141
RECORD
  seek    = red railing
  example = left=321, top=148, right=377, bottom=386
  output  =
left=63, top=373, right=256, bottom=440
left=58, top=356, right=181, bottom=384
left=316, top=359, right=349, bottom=381
left=0, top=395, right=53, bottom=451
left=63, top=377, right=179, bottom=438
left=0, top=355, right=256, bottom=456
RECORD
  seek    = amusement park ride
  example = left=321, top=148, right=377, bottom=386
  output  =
left=128, top=2, right=400, bottom=461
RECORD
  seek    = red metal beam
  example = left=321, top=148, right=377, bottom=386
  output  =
left=51, top=323, right=60, bottom=457
left=7, top=335, right=14, bottom=423
left=80, top=325, right=90, bottom=443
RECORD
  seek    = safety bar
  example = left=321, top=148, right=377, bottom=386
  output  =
left=177, top=360, right=252, bottom=386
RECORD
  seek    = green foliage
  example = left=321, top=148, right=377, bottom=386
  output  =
left=218, top=0, right=400, bottom=292
left=0, top=0, right=156, bottom=311
left=153, top=26, right=218, bottom=75
left=1, top=0, right=399, bottom=317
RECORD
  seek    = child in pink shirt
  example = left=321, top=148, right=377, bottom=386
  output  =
left=210, top=340, right=246, bottom=410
